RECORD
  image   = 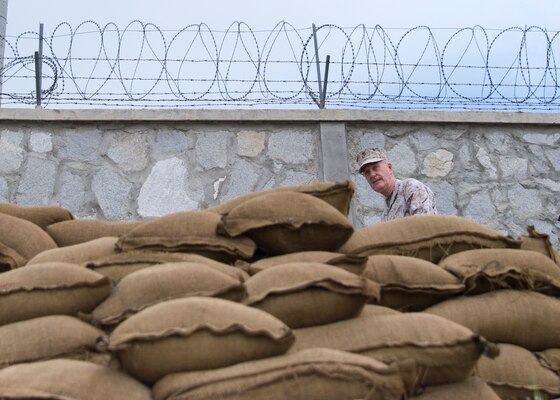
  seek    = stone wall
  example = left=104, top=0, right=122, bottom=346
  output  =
left=1, top=109, right=559, bottom=247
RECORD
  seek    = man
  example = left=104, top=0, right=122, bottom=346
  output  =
left=357, top=147, right=437, bottom=221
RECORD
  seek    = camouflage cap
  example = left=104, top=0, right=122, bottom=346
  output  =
left=356, top=148, right=388, bottom=172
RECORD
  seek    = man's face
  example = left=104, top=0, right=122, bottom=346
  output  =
left=361, top=161, right=395, bottom=197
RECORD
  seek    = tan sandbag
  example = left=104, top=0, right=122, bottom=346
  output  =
left=84, top=250, right=248, bottom=283
left=243, top=262, right=380, bottom=328
left=475, top=343, right=560, bottom=399
left=0, top=359, right=151, bottom=400
left=0, top=203, right=74, bottom=230
left=359, top=304, right=402, bottom=316
left=116, top=211, right=255, bottom=263
left=219, top=191, right=354, bottom=256
left=244, top=251, right=367, bottom=275
left=425, top=290, right=560, bottom=351
left=361, top=255, right=464, bottom=311
left=0, top=315, right=109, bottom=369
left=109, top=297, right=295, bottom=384
left=0, top=262, right=112, bottom=326
left=153, top=348, right=411, bottom=400
left=438, top=248, right=560, bottom=295
left=207, top=180, right=355, bottom=217
left=91, top=262, right=245, bottom=328
left=47, top=219, right=144, bottom=247
left=536, top=348, right=560, bottom=374
left=411, top=377, right=501, bottom=399
left=26, top=236, right=119, bottom=265
left=0, top=213, right=57, bottom=271
left=290, top=311, right=491, bottom=388
left=518, top=225, right=559, bottom=264
left=338, top=215, right=520, bottom=264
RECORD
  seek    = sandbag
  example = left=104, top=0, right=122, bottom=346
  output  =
left=84, top=251, right=248, bottom=283
left=153, top=348, right=412, bottom=400
left=338, top=215, right=520, bottom=263
left=475, top=343, right=560, bottom=399
left=219, top=191, right=354, bottom=256
left=116, top=211, right=255, bottom=263
left=47, top=219, right=144, bottom=246
left=91, top=262, right=245, bottom=328
left=537, top=348, right=560, bottom=374
left=207, top=180, right=355, bottom=217
left=26, top=236, right=119, bottom=265
left=290, top=311, right=492, bottom=388
left=438, top=248, right=560, bottom=295
left=518, top=225, right=559, bottom=264
left=109, top=297, right=295, bottom=384
left=361, top=255, right=464, bottom=311
left=244, top=251, right=367, bottom=275
left=0, top=315, right=109, bottom=368
left=0, top=213, right=57, bottom=271
left=425, top=290, right=560, bottom=351
left=359, top=304, right=402, bottom=317
left=243, top=262, right=379, bottom=328
left=411, top=377, right=501, bottom=399
left=0, top=202, right=74, bottom=230
left=0, top=262, right=112, bottom=325
left=0, top=359, right=151, bottom=400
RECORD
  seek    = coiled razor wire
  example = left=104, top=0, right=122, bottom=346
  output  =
left=0, top=22, right=559, bottom=110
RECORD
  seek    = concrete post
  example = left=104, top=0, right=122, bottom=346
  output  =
left=0, top=0, right=8, bottom=106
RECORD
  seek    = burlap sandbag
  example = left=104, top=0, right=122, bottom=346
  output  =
left=338, top=215, right=520, bottom=264
left=425, top=290, right=560, bottom=351
left=84, top=250, right=249, bottom=283
left=0, top=213, right=58, bottom=271
left=207, top=180, right=355, bottom=217
left=411, top=377, right=501, bottom=400
left=359, top=304, right=402, bottom=317
left=91, top=262, right=245, bottom=328
left=475, top=343, right=560, bottom=400
left=0, top=315, right=109, bottom=369
left=290, top=312, right=493, bottom=388
left=537, top=348, right=560, bottom=375
left=438, top=248, right=560, bottom=296
left=0, top=202, right=74, bottom=230
left=518, top=225, right=560, bottom=264
left=26, top=236, right=119, bottom=266
left=153, top=348, right=412, bottom=400
left=109, top=297, right=295, bottom=384
left=243, top=251, right=367, bottom=275
left=361, top=255, right=464, bottom=311
left=47, top=219, right=144, bottom=247
left=219, top=191, right=354, bottom=256
left=116, top=211, right=255, bottom=263
left=0, top=262, right=112, bottom=326
left=0, top=359, right=151, bottom=400
left=243, top=262, right=380, bottom=328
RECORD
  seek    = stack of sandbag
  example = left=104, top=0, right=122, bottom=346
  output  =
left=3, top=180, right=560, bottom=399
left=422, top=245, right=560, bottom=398
left=336, top=215, right=560, bottom=398
left=0, top=181, right=416, bottom=399
left=0, top=261, right=114, bottom=370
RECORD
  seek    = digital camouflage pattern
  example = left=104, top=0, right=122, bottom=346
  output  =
left=382, top=178, right=437, bottom=222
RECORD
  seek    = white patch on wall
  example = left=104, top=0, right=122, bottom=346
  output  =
left=213, top=176, right=227, bottom=200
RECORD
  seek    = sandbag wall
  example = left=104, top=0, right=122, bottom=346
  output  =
left=1, top=180, right=560, bottom=400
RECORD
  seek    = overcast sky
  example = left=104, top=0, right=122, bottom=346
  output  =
left=4, top=0, right=560, bottom=34
left=2, top=0, right=558, bottom=110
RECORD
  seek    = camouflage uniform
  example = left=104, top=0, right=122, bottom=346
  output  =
left=382, top=178, right=437, bottom=222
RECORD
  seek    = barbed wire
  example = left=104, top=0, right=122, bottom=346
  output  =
left=1, top=21, right=559, bottom=110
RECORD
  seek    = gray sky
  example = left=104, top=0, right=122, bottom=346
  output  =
left=5, top=0, right=560, bottom=34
